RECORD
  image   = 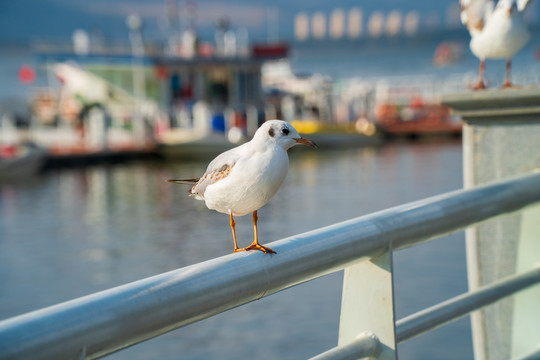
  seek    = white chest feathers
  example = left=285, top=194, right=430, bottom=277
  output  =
left=203, top=146, right=290, bottom=216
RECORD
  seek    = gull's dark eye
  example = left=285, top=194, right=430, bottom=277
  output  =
left=281, top=128, right=290, bottom=135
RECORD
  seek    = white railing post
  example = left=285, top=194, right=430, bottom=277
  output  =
left=338, top=249, right=396, bottom=359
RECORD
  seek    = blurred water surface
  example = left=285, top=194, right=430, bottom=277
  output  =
left=0, top=140, right=472, bottom=359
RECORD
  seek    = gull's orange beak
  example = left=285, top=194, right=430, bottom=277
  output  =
left=294, top=137, right=318, bottom=148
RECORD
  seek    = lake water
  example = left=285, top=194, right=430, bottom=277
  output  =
left=0, top=139, right=472, bottom=359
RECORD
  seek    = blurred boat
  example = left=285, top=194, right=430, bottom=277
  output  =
left=290, top=119, right=381, bottom=148
left=261, top=60, right=380, bottom=148
left=30, top=6, right=292, bottom=161
left=0, top=144, right=48, bottom=181
left=34, top=44, right=288, bottom=160
left=375, top=98, right=462, bottom=137
left=373, top=84, right=462, bottom=138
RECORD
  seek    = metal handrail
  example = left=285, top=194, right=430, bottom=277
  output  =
left=395, top=265, right=540, bottom=343
left=309, top=266, right=540, bottom=360
left=1, top=172, right=540, bottom=360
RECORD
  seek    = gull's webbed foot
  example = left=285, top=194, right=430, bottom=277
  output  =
left=236, top=243, right=276, bottom=254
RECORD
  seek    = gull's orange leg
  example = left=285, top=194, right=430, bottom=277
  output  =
left=243, top=210, right=276, bottom=254
left=473, top=59, right=487, bottom=90
left=502, top=59, right=513, bottom=88
left=230, top=213, right=241, bottom=253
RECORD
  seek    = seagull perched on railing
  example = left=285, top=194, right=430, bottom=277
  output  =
left=460, top=0, right=532, bottom=89
left=168, top=120, right=317, bottom=254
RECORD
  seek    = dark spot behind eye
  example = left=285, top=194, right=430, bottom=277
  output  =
left=268, top=128, right=275, bottom=137
left=281, top=128, right=290, bottom=135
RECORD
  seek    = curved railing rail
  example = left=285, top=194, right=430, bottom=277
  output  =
left=1, top=172, right=540, bottom=360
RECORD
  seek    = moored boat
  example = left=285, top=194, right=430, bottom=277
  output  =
left=0, top=144, right=48, bottom=181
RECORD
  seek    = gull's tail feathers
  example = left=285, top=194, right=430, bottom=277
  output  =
left=167, top=178, right=200, bottom=185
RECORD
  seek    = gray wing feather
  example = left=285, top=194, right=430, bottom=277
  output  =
left=190, top=147, right=243, bottom=197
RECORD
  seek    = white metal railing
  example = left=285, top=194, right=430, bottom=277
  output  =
left=1, top=172, right=540, bottom=360
left=395, top=266, right=540, bottom=344
left=311, top=266, right=540, bottom=360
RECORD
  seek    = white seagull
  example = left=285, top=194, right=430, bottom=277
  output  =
left=460, top=0, right=532, bottom=89
left=168, top=120, right=317, bottom=254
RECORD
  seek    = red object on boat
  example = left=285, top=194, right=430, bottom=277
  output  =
left=155, top=65, right=168, bottom=80
left=0, top=145, right=17, bottom=158
left=252, top=43, right=288, bottom=59
left=18, top=65, right=36, bottom=84
left=198, top=42, right=214, bottom=58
